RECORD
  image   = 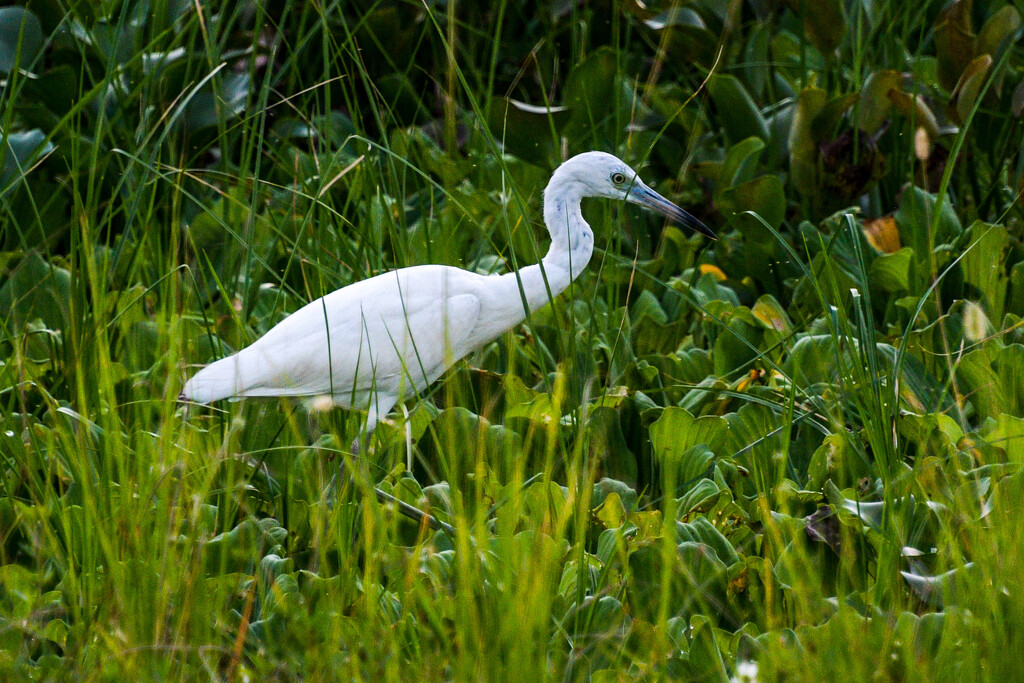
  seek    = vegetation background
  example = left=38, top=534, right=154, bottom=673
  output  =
left=2, top=0, right=1023, bottom=679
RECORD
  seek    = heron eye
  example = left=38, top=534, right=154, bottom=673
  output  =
left=611, top=172, right=626, bottom=185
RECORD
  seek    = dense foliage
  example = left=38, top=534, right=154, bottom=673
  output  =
left=2, top=0, right=1023, bottom=679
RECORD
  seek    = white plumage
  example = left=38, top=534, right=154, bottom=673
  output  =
left=181, top=152, right=714, bottom=432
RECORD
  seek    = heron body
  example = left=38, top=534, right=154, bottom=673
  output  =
left=181, top=152, right=714, bottom=432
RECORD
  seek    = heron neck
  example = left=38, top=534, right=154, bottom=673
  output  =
left=541, top=191, right=593, bottom=279
left=501, top=192, right=593, bottom=316
left=488, top=185, right=594, bottom=329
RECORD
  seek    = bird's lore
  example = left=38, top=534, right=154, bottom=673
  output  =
left=180, top=151, right=714, bottom=434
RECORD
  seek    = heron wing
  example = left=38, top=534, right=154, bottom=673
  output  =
left=183, top=266, right=483, bottom=406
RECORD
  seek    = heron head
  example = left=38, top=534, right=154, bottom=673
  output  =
left=553, top=151, right=716, bottom=240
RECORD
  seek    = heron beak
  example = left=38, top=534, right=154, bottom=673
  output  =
left=629, top=184, right=716, bottom=240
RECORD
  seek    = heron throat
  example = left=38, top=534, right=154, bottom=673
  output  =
left=541, top=189, right=594, bottom=285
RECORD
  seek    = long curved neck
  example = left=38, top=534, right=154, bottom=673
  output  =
left=501, top=186, right=594, bottom=316
left=484, top=177, right=595, bottom=335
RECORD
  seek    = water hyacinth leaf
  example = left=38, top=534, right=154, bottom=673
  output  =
left=955, top=343, right=1024, bottom=419
left=20, top=65, right=78, bottom=120
left=682, top=614, right=730, bottom=681
left=789, top=85, right=827, bottom=197
left=587, top=407, right=639, bottom=484
left=707, top=74, right=770, bottom=144
left=887, top=90, right=941, bottom=139
left=806, top=432, right=869, bottom=489
left=743, top=23, right=773, bottom=97
left=561, top=595, right=628, bottom=637
left=184, top=72, right=251, bottom=131
left=595, top=491, right=629, bottom=529
left=785, top=334, right=840, bottom=386
left=0, top=251, right=71, bottom=336
left=900, top=413, right=965, bottom=464
left=960, top=222, right=1011, bottom=322
left=857, top=70, right=902, bottom=134
left=678, top=517, right=740, bottom=566
left=650, top=407, right=729, bottom=462
left=631, top=289, right=669, bottom=325
left=712, top=314, right=761, bottom=378
left=1, top=128, right=54, bottom=192
left=876, top=344, right=953, bottom=413
left=751, top=294, right=793, bottom=334
left=201, top=518, right=287, bottom=576
left=677, top=479, right=724, bottom=514
left=983, top=414, right=1024, bottom=463
left=894, top=186, right=962, bottom=268
left=0, top=7, right=43, bottom=74
left=868, top=247, right=913, bottom=293
left=786, top=0, right=846, bottom=56
left=976, top=5, right=1022, bottom=65
left=901, top=563, right=979, bottom=608
left=810, top=93, right=860, bottom=142
left=949, top=54, right=992, bottom=125
left=721, top=175, right=786, bottom=244
left=487, top=98, right=569, bottom=167
left=564, top=47, right=622, bottom=134
left=648, top=11, right=719, bottom=66
left=726, top=403, right=786, bottom=490
left=934, top=0, right=977, bottom=92
left=719, top=136, right=766, bottom=189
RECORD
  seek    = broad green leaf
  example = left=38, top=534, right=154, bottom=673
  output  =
left=0, top=251, right=71, bottom=335
left=0, top=7, right=43, bottom=74
left=977, top=6, right=1023, bottom=58
left=894, top=186, right=962, bottom=272
left=789, top=85, right=827, bottom=197
left=868, top=247, right=913, bottom=293
left=984, top=414, right=1024, bottom=462
left=810, top=93, right=860, bottom=141
left=806, top=431, right=871, bottom=489
left=564, top=47, right=625, bottom=140
left=888, top=90, right=941, bottom=139
left=561, top=595, right=627, bottom=637
left=785, top=334, right=840, bottom=386
left=707, top=74, right=770, bottom=144
left=678, top=516, right=740, bottom=566
left=587, top=408, right=638, bottom=484
left=751, top=294, right=793, bottom=334
left=956, top=342, right=1024, bottom=419
left=960, top=221, right=1011, bottom=322
left=487, top=97, right=569, bottom=167
left=719, top=136, right=766, bottom=189
left=650, top=407, right=729, bottom=460
left=949, top=54, right=992, bottom=125
left=901, top=563, right=979, bottom=608
left=184, top=72, right=251, bottom=131
left=721, top=175, right=786, bottom=243
left=934, top=0, right=977, bottom=91
left=682, top=614, right=730, bottom=682
left=1, top=128, right=54, bottom=192
left=857, top=70, right=901, bottom=134
left=786, top=0, right=846, bottom=55
left=726, top=403, right=786, bottom=491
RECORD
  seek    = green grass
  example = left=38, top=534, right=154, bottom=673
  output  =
left=2, top=0, right=1024, bottom=679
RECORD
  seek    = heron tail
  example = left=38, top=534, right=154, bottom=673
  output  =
left=180, top=354, right=250, bottom=404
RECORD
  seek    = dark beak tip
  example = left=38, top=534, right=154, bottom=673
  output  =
left=695, top=221, right=717, bottom=240
left=677, top=211, right=716, bottom=240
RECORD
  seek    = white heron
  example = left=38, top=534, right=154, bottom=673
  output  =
left=181, top=151, right=714, bottom=529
